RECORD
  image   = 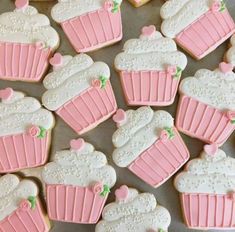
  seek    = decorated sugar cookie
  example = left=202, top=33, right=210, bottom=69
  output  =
left=42, top=139, right=116, bottom=224
left=160, top=0, right=235, bottom=60
left=226, top=34, right=235, bottom=67
left=114, top=26, right=187, bottom=106
left=0, top=88, right=54, bottom=173
left=42, top=53, right=117, bottom=135
left=96, top=185, right=171, bottom=231
left=176, top=62, right=235, bottom=145
left=112, top=107, right=189, bottom=188
left=0, top=0, right=59, bottom=82
left=175, top=144, right=235, bottom=229
left=0, top=174, right=49, bottom=232
left=51, top=0, right=123, bottom=53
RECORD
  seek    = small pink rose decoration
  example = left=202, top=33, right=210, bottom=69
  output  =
left=204, top=144, right=218, bottom=156
left=115, top=185, right=129, bottom=201
left=159, top=130, right=169, bottom=142
left=92, top=79, right=102, bottom=88
left=19, top=199, right=31, bottom=211
left=104, top=0, right=114, bottom=11
left=15, top=0, right=28, bottom=9
left=0, top=88, right=13, bottom=101
left=219, top=62, right=233, bottom=74
left=229, top=191, right=235, bottom=201
left=226, top=111, right=235, bottom=120
left=211, top=0, right=221, bottom=12
left=35, top=41, right=44, bottom=49
left=113, top=109, right=127, bottom=125
left=49, top=53, right=63, bottom=67
left=70, top=138, right=85, bottom=151
left=167, top=65, right=177, bottom=75
left=141, top=25, right=156, bottom=37
left=28, top=125, right=40, bottom=138
left=92, top=182, right=104, bottom=194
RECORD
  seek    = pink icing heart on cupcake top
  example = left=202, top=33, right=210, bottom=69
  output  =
left=15, top=0, right=29, bottom=9
left=0, top=88, right=13, bottom=101
left=219, top=62, right=233, bottom=74
left=115, top=185, right=129, bottom=201
left=204, top=144, right=218, bottom=156
left=49, top=53, right=63, bottom=67
left=141, top=25, right=156, bottom=37
left=113, top=109, right=127, bottom=125
left=70, top=138, right=85, bottom=151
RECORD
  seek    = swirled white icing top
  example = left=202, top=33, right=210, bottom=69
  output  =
left=180, top=68, right=235, bottom=111
left=114, top=30, right=187, bottom=71
left=112, top=107, right=174, bottom=167
left=42, top=142, right=116, bottom=187
left=0, top=90, right=54, bottom=137
left=175, top=149, right=235, bottom=194
left=42, top=54, right=110, bottom=111
left=160, top=0, right=211, bottom=38
left=226, top=35, right=235, bottom=66
left=96, top=187, right=171, bottom=232
left=0, top=5, right=59, bottom=48
left=51, top=0, right=123, bottom=23
left=0, top=174, right=38, bottom=221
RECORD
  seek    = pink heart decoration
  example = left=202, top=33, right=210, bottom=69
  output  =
left=113, top=109, right=126, bottom=124
left=226, top=111, right=235, bottom=120
left=0, top=88, right=13, bottom=101
left=219, top=62, right=233, bottom=74
left=141, top=25, right=156, bottom=37
left=49, top=53, right=63, bottom=67
left=204, top=144, right=218, bottom=156
left=15, top=0, right=28, bottom=9
left=115, top=185, right=129, bottom=201
left=70, top=138, right=85, bottom=151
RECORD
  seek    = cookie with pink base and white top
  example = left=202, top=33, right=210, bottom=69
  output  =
left=42, top=138, right=116, bottom=224
left=175, top=144, right=235, bottom=230
left=96, top=185, right=171, bottom=232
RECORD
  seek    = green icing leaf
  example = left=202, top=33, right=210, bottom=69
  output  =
left=231, top=119, right=235, bottom=125
left=99, top=76, right=108, bottom=89
left=112, top=1, right=120, bottom=13
left=159, top=229, right=165, bottom=232
left=174, top=67, right=182, bottom=79
left=220, top=0, right=226, bottom=11
left=100, top=185, right=110, bottom=197
left=37, top=126, right=46, bottom=139
left=164, top=127, right=175, bottom=139
left=28, top=196, right=36, bottom=209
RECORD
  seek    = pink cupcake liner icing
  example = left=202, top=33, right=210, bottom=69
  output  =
left=0, top=42, right=51, bottom=82
left=0, top=132, right=50, bottom=173
left=56, top=81, right=117, bottom=135
left=176, top=9, right=235, bottom=59
left=0, top=200, right=49, bottom=232
left=120, top=70, right=180, bottom=106
left=61, top=9, right=122, bottom=53
left=128, top=128, right=189, bottom=188
left=46, top=184, right=108, bottom=224
left=181, top=193, right=235, bottom=229
left=176, top=95, right=235, bottom=146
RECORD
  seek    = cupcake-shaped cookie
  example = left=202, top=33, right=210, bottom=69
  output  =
left=0, top=88, right=54, bottom=173
left=160, top=0, right=235, bottom=60
left=51, top=0, right=123, bottom=53
left=115, top=26, right=187, bottom=106
left=226, top=34, right=235, bottom=67
left=0, top=174, right=49, bottom=232
left=42, top=53, right=117, bottom=135
left=175, top=144, right=235, bottom=229
left=96, top=185, right=171, bottom=231
left=0, top=0, right=59, bottom=82
left=112, top=107, right=189, bottom=188
left=176, top=62, right=235, bottom=145
left=42, top=138, right=116, bottom=224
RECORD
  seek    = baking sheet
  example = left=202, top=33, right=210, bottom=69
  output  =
left=1, top=0, right=235, bottom=231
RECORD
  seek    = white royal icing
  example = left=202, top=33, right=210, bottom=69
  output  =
left=112, top=107, right=174, bottom=167
left=160, top=0, right=211, bottom=38
left=115, top=31, right=187, bottom=71
left=226, top=35, right=235, bottom=66
left=51, top=0, right=123, bottom=23
left=0, top=5, right=59, bottom=49
left=175, top=149, right=235, bottom=194
left=42, top=142, right=116, bottom=187
left=42, top=54, right=110, bottom=111
left=180, top=68, right=235, bottom=111
left=0, top=90, right=54, bottom=137
left=0, top=174, right=38, bottom=221
left=96, top=187, right=171, bottom=232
